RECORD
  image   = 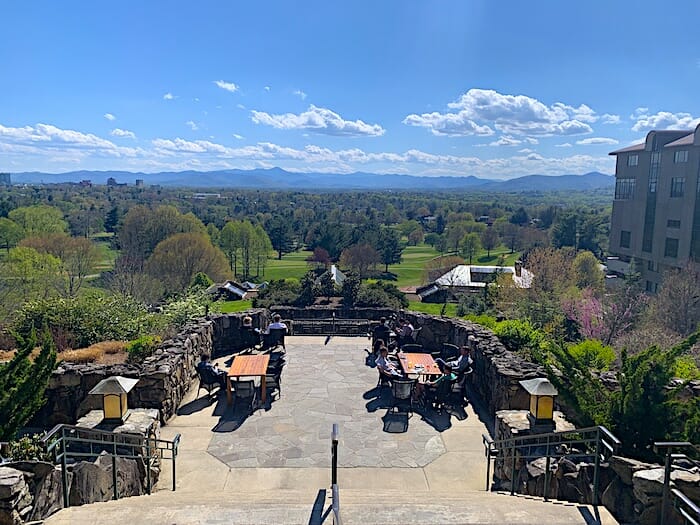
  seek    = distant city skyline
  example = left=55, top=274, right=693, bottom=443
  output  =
left=1, top=1, right=699, bottom=179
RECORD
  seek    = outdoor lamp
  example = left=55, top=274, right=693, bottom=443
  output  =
left=519, top=378, right=558, bottom=430
left=88, top=376, right=139, bottom=424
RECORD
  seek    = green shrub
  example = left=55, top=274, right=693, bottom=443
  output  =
left=566, top=339, right=616, bottom=370
left=355, top=281, right=408, bottom=309
left=158, top=292, right=211, bottom=329
left=6, top=434, right=51, bottom=461
left=464, top=314, right=497, bottom=329
left=190, top=272, right=213, bottom=290
left=673, top=355, right=700, bottom=380
left=126, top=335, right=161, bottom=363
left=253, top=279, right=302, bottom=308
left=493, top=319, right=543, bottom=353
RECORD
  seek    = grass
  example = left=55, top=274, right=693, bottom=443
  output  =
left=407, top=300, right=458, bottom=317
left=217, top=299, right=254, bottom=313
left=259, top=250, right=313, bottom=281
left=385, top=244, right=442, bottom=288
left=92, top=241, right=118, bottom=273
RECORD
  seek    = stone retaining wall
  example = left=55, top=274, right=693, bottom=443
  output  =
left=34, top=310, right=270, bottom=427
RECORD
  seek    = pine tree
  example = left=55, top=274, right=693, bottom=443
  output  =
left=0, top=330, right=57, bottom=440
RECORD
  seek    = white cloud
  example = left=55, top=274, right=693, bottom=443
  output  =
left=186, top=121, right=199, bottom=131
left=556, top=143, right=573, bottom=148
left=576, top=137, right=619, bottom=146
left=601, top=114, right=621, bottom=124
left=293, top=90, right=307, bottom=100
left=251, top=105, right=385, bottom=137
left=213, top=80, right=239, bottom=93
left=488, top=135, right=523, bottom=146
left=163, top=92, right=175, bottom=100
left=236, top=104, right=246, bottom=110
left=233, top=134, right=244, bottom=140
left=104, top=113, right=116, bottom=121
left=404, top=88, right=595, bottom=137
left=110, top=128, right=136, bottom=139
left=264, top=86, right=271, bottom=92
left=631, top=110, right=700, bottom=132
left=518, top=148, right=535, bottom=154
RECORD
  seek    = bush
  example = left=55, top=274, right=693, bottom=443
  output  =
left=673, top=355, right=700, bottom=380
left=493, top=319, right=543, bottom=353
left=464, top=314, right=497, bottom=329
left=126, top=335, right=161, bottom=363
left=355, top=281, right=408, bottom=309
left=13, top=294, right=152, bottom=350
left=6, top=434, right=51, bottom=461
left=566, top=339, right=616, bottom=370
left=253, top=279, right=301, bottom=308
left=158, top=292, right=211, bottom=329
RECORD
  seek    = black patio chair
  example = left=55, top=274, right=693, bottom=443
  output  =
left=425, top=376, right=454, bottom=413
left=441, top=343, right=460, bottom=361
left=400, top=343, right=424, bottom=353
left=231, top=379, right=257, bottom=409
left=390, top=378, right=415, bottom=416
left=196, top=366, right=223, bottom=399
left=377, top=369, right=394, bottom=388
left=263, top=328, right=287, bottom=350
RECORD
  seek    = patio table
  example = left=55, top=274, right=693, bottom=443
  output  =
left=226, top=354, right=270, bottom=405
left=398, top=352, right=440, bottom=378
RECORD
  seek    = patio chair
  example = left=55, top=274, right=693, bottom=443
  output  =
left=441, top=343, right=460, bottom=361
left=425, top=376, right=453, bottom=413
left=196, top=367, right=223, bottom=399
left=400, top=343, right=424, bottom=353
left=390, top=378, right=415, bottom=416
left=263, top=328, right=287, bottom=350
left=377, top=369, right=394, bottom=388
left=231, top=379, right=257, bottom=409
left=410, top=326, right=422, bottom=343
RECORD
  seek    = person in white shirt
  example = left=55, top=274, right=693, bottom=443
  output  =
left=375, top=346, right=402, bottom=377
left=266, top=314, right=288, bottom=333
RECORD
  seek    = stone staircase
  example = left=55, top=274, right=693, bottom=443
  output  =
left=44, top=487, right=619, bottom=524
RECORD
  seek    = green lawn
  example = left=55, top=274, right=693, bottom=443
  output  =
left=259, top=250, right=313, bottom=281
left=217, top=299, right=254, bottom=313
left=406, top=300, right=458, bottom=317
left=385, top=244, right=442, bottom=288
left=93, top=241, right=117, bottom=272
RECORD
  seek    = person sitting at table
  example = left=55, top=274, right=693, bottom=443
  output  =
left=396, top=318, right=414, bottom=348
left=422, top=364, right=457, bottom=407
left=435, top=344, right=473, bottom=374
left=196, top=352, right=227, bottom=388
left=375, top=345, right=403, bottom=377
left=372, top=317, right=391, bottom=346
left=241, top=316, right=262, bottom=349
left=262, top=314, right=288, bottom=349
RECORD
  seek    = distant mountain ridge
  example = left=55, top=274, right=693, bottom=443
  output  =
left=9, top=168, right=614, bottom=192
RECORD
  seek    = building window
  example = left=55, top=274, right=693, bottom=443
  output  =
left=615, top=178, right=636, bottom=199
left=664, top=238, right=679, bottom=258
left=649, top=152, right=660, bottom=192
left=670, top=177, right=686, bottom=197
left=627, top=154, right=639, bottom=167
left=667, top=219, right=681, bottom=228
left=647, top=260, right=658, bottom=272
left=645, top=280, right=658, bottom=293
left=620, top=230, right=631, bottom=248
left=674, top=150, right=688, bottom=163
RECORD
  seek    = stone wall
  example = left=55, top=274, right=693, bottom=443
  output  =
left=34, top=311, right=269, bottom=427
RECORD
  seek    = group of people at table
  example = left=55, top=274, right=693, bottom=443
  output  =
left=372, top=316, right=475, bottom=407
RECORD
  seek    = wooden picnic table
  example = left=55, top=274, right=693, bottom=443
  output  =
left=226, top=354, right=270, bottom=405
left=398, top=352, right=440, bottom=377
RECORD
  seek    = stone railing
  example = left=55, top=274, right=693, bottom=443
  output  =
left=34, top=310, right=270, bottom=427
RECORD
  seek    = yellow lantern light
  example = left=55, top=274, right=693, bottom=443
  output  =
left=519, top=378, right=558, bottom=431
left=88, top=376, right=139, bottom=424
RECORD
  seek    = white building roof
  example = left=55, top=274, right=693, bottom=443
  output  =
left=435, top=265, right=533, bottom=288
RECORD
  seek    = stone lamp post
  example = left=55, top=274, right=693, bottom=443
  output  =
left=88, top=376, right=139, bottom=424
left=519, top=378, right=558, bottom=433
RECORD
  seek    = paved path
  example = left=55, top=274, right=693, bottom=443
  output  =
left=45, top=336, right=617, bottom=524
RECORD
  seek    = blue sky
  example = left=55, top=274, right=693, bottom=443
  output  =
left=2, top=0, right=700, bottom=179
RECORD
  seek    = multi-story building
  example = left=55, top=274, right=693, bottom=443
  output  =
left=0, top=173, right=11, bottom=185
left=608, top=124, right=700, bottom=292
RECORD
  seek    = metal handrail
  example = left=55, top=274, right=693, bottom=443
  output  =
left=672, top=488, right=700, bottom=525
left=41, top=424, right=180, bottom=509
left=332, top=483, right=342, bottom=525
left=483, top=425, right=620, bottom=506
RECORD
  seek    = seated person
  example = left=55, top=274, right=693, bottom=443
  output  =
left=422, top=364, right=457, bottom=404
left=396, top=318, right=414, bottom=348
left=375, top=346, right=403, bottom=377
left=262, top=314, right=288, bottom=349
left=372, top=317, right=391, bottom=346
left=435, top=345, right=473, bottom=374
left=241, top=316, right=262, bottom=349
left=196, top=352, right=227, bottom=388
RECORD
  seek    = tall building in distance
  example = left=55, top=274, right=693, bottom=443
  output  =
left=0, top=173, right=11, bottom=185
left=608, top=124, right=700, bottom=292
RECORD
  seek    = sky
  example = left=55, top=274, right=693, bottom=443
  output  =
left=2, top=0, right=700, bottom=179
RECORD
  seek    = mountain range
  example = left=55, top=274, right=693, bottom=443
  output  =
left=8, top=168, right=614, bottom=192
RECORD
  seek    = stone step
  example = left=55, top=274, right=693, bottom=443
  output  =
left=44, top=488, right=619, bottom=524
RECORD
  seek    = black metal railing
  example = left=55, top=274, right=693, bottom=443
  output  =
left=483, top=425, right=620, bottom=505
left=654, top=441, right=700, bottom=525
left=42, top=424, right=180, bottom=509
left=291, top=317, right=371, bottom=336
